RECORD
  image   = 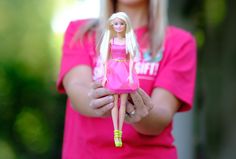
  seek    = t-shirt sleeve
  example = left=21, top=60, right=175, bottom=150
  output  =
left=56, top=21, right=92, bottom=93
left=154, top=31, right=197, bottom=112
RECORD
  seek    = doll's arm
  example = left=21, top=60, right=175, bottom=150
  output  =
left=102, top=61, right=107, bottom=86
left=128, top=54, right=134, bottom=84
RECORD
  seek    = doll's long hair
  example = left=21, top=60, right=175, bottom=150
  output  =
left=100, top=12, right=139, bottom=63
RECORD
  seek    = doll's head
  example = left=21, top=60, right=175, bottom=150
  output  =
left=100, top=12, right=139, bottom=63
left=110, top=17, right=126, bottom=36
left=108, top=12, right=131, bottom=37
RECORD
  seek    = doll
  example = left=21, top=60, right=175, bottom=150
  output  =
left=99, top=12, right=140, bottom=147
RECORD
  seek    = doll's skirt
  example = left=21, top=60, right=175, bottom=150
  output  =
left=105, top=59, right=139, bottom=94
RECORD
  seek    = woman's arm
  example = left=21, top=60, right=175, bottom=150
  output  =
left=126, top=88, right=181, bottom=135
left=128, top=30, right=196, bottom=135
left=63, top=65, right=114, bottom=117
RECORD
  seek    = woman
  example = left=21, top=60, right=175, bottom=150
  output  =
left=57, top=0, right=196, bottom=158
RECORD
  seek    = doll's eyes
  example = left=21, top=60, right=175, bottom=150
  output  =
left=113, top=22, right=125, bottom=26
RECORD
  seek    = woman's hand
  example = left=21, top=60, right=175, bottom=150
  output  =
left=125, top=88, right=153, bottom=123
left=88, top=81, right=114, bottom=117
left=126, top=88, right=181, bottom=135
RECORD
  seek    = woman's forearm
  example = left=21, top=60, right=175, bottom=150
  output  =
left=132, top=105, right=173, bottom=135
left=64, top=80, right=98, bottom=117
left=63, top=66, right=97, bottom=117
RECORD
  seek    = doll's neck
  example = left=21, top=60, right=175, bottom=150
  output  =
left=116, top=33, right=125, bottom=39
left=114, top=36, right=125, bottom=45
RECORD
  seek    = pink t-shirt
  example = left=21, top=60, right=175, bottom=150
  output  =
left=57, top=19, right=196, bottom=159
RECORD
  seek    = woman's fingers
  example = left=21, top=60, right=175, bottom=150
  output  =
left=89, top=95, right=114, bottom=109
left=87, top=81, right=114, bottom=117
left=91, top=80, right=103, bottom=89
left=95, top=103, right=114, bottom=117
left=125, top=88, right=153, bottom=123
left=125, top=102, right=141, bottom=123
left=90, top=87, right=112, bottom=98
left=126, top=101, right=135, bottom=115
left=130, top=90, right=149, bottom=117
left=88, top=82, right=153, bottom=119
left=89, top=81, right=113, bottom=99
left=130, top=90, right=144, bottom=107
left=138, top=88, right=154, bottom=110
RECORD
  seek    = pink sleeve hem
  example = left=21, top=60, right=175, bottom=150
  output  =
left=56, top=63, right=92, bottom=94
left=56, top=52, right=92, bottom=93
left=154, top=82, right=193, bottom=112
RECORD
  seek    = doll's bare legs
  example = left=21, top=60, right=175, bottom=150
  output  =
left=111, top=94, right=119, bottom=146
left=118, top=94, right=128, bottom=145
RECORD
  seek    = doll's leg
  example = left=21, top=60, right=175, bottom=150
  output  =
left=112, top=94, right=118, bottom=130
left=119, top=94, right=128, bottom=131
left=118, top=93, right=128, bottom=146
left=111, top=94, right=119, bottom=147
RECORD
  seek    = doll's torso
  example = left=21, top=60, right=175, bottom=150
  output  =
left=110, top=40, right=127, bottom=60
left=105, top=40, right=139, bottom=93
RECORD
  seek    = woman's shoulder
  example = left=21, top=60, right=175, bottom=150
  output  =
left=164, top=25, right=197, bottom=58
left=68, top=19, right=87, bottom=26
left=66, top=19, right=95, bottom=32
left=166, top=25, right=195, bottom=43
left=64, top=19, right=98, bottom=43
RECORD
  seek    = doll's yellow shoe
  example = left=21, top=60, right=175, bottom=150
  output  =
left=118, top=130, right=123, bottom=147
left=114, top=130, right=122, bottom=147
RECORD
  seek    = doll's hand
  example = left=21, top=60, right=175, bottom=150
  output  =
left=128, top=75, right=134, bottom=84
left=88, top=81, right=114, bottom=117
left=125, top=88, right=153, bottom=123
left=102, top=77, right=107, bottom=87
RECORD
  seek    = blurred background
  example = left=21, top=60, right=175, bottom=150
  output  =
left=0, top=0, right=235, bottom=159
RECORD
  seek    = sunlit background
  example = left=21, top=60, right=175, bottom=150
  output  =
left=0, top=0, right=235, bottom=159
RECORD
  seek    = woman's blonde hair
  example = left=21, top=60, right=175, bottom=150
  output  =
left=100, top=12, right=139, bottom=63
left=74, top=0, right=168, bottom=56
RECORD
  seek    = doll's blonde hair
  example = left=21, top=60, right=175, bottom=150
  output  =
left=100, top=12, right=139, bottom=63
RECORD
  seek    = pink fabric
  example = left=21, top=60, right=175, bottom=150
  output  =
left=105, top=43, right=139, bottom=93
left=110, top=43, right=127, bottom=59
left=57, top=20, right=197, bottom=159
left=155, top=27, right=197, bottom=112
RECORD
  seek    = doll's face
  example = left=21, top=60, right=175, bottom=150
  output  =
left=112, top=18, right=126, bottom=33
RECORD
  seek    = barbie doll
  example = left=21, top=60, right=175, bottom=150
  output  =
left=100, top=12, right=139, bottom=147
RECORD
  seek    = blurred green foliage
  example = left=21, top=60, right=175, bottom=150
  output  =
left=205, top=0, right=226, bottom=27
left=0, top=0, right=66, bottom=158
left=182, top=0, right=236, bottom=159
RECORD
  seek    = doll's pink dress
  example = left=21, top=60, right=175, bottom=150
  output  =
left=105, top=41, right=139, bottom=94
